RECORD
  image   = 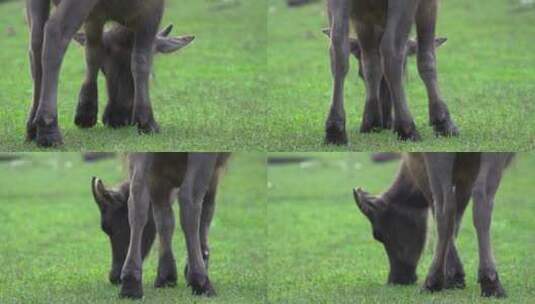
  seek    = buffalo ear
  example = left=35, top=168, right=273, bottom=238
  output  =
left=73, top=32, right=87, bottom=46
left=155, top=35, right=195, bottom=54
left=434, top=37, right=447, bottom=49
left=91, top=177, right=124, bottom=211
left=321, top=28, right=362, bottom=59
left=353, top=187, right=385, bottom=221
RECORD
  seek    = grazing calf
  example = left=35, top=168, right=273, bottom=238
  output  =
left=353, top=153, right=513, bottom=297
left=73, top=24, right=194, bottom=128
left=92, top=153, right=230, bottom=299
left=325, top=0, right=458, bottom=144
left=25, top=0, right=176, bottom=147
left=322, top=29, right=446, bottom=129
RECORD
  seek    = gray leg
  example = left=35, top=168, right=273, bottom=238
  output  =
left=379, top=79, right=393, bottom=129
left=25, top=0, right=50, bottom=142
left=472, top=158, right=506, bottom=298
left=422, top=153, right=456, bottom=292
left=324, top=0, right=350, bottom=145
left=355, top=23, right=384, bottom=133
left=178, top=154, right=218, bottom=296
left=131, top=9, right=163, bottom=134
left=120, top=165, right=151, bottom=299
left=152, top=185, right=178, bottom=288
left=74, top=18, right=105, bottom=128
left=381, top=0, right=420, bottom=141
left=415, top=1, right=458, bottom=137
left=33, top=0, right=98, bottom=147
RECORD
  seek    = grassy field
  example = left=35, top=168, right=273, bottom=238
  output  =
left=267, top=153, right=535, bottom=303
left=0, top=153, right=267, bottom=303
left=0, top=0, right=267, bottom=151
left=267, top=0, right=535, bottom=151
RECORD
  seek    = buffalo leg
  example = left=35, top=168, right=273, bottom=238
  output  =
left=25, top=0, right=50, bottom=142
left=324, top=0, right=350, bottom=145
left=120, top=160, right=151, bottom=298
left=178, top=154, right=218, bottom=296
left=356, top=23, right=384, bottom=133
left=34, top=0, right=98, bottom=147
left=381, top=1, right=420, bottom=141
left=472, top=156, right=506, bottom=298
left=74, top=19, right=105, bottom=128
left=422, top=153, right=456, bottom=292
left=415, top=0, right=458, bottom=137
left=131, top=9, right=163, bottom=134
left=152, top=184, right=178, bottom=288
left=379, top=79, right=393, bottom=129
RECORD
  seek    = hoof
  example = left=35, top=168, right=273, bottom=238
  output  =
left=155, top=262, right=178, bottom=288
left=433, top=119, right=459, bottom=137
left=445, top=272, right=465, bottom=289
left=74, top=111, right=97, bottom=128
left=35, top=121, right=63, bottom=147
left=136, top=120, right=160, bottom=134
left=394, top=122, right=421, bottom=142
left=479, top=270, right=506, bottom=298
left=103, top=105, right=132, bottom=128
left=75, top=83, right=98, bottom=128
left=187, top=272, right=216, bottom=297
left=422, top=274, right=444, bottom=293
left=26, top=122, right=36, bottom=142
left=324, top=125, right=348, bottom=145
left=119, top=275, right=143, bottom=299
left=184, top=252, right=210, bottom=280
left=109, top=270, right=121, bottom=285
left=360, top=122, right=383, bottom=134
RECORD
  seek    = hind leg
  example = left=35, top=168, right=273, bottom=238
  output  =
left=415, top=0, right=458, bottom=137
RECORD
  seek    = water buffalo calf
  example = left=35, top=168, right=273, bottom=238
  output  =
left=92, top=152, right=230, bottom=299
left=26, top=0, right=188, bottom=147
left=325, top=0, right=458, bottom=144
left=354, top=153, right=513, bottom=298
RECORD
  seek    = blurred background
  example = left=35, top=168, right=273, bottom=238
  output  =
left=0, top=152, right=266, bottom=304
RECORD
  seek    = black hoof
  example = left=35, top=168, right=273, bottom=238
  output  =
left=155, top=263, right=178, bottom=288
left=445, top=272, right=465, bottom=289
left=184, top=252, right=210, bottom=280
left=109, top=272, right=121, bottom=285
left=26, top=122, right=37, bottom=142
left=103, top=106, right=132, bottom=128
left=75, top=83, right=98, bottom=128
left=360, top=122, right=383, bottom=134
left=74, top=111, right=97, bottom=128
left=187, top=272, right=216, bottom=297
left=136, top=119, right=160, bottom=134
left=35, top=121, right=63, bottom=147
left=422, top=274, right=444, bottom=293
left=433, top=119, right=459, bottom=137
left=324, top=125, right=348, bottom=145
left=394, top=122, right=421, bottom=142
left=479, top=270, right=506, bottom=298
left=119, top=275, right=143, bottom=299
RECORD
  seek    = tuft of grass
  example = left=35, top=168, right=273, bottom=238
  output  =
left=266, top=0, right=535, bottom=151
left=267, top=152, right=535, bottom=303
left=0, top=153, right=267, bottom=303
left=0, top=1, right=267, bottom=151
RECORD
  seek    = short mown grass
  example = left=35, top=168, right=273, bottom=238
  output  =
left=0, top=0, right=267, bottom=151
left=0, top=153, right=267, bottom=303
left=266, top=0, right=535, bottom=151
left=267, top=152, right=535, bottom=303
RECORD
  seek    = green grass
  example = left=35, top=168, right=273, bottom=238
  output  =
left=0, top=153, right=267, bottom=303
left=267, top=0, right=535, bottom=151
left=267, top=153, right=535, bottom=303
left=0, top=1, right=267, bottom=151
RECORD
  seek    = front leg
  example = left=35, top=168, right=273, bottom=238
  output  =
left=422, top=153, right=456, bottom=292
left=120, top=162, right=151, bottom=299
left=33, top=0, right=98, bottom=147
left=25, top=0, right=50, bottom=142
left=131, top=11, right=163, bottom=134
left=179, top=154, right=218, bottom=297
left=325, top=0, right=350, bottom=145
left=75, top=19, right=104, bottom=128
